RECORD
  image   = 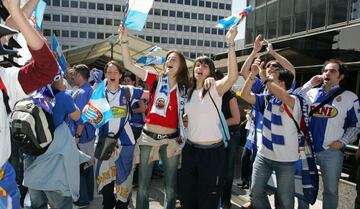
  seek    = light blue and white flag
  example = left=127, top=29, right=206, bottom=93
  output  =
left=82, top=79, right=113, bottom=128
left=51, top=34, right=68, bottom=75
left=136, top=46, right=165, bottom=66
left=216, top=6, right=253, bottom=30
left=30, top=0, right=46, bottom=31
left=124, top=0, right=154, bottom=31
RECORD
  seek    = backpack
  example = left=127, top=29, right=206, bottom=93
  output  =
left=10, top=98, right=54, bottom=156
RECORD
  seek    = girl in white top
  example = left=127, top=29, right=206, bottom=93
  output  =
left=181, top=25, right=238, bottom=209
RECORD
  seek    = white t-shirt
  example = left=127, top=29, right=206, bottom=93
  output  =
left=185, top=85, right=223, bottom=142
left=0, top=67, right=27, bottom=167
left=254, top=94, right=302, bottom=162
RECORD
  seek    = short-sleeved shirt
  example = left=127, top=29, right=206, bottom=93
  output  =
left=144, top=72, right=178, bottom=129
left=52, top=89, right=78, bottom=129
left=254, top=94, right=301, bottom=162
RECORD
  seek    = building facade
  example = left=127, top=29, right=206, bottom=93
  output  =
left=41, top=0, right=232, bottom=59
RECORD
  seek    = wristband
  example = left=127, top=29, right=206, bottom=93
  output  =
left=121, top=40, right=129, bottom=45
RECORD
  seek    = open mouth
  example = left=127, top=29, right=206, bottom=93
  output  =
left=110, top=78, right=116, bottom=82
left=324, top=78, right=330, bottom=82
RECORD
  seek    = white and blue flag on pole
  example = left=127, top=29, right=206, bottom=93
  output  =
left=136, top=46, right=165, bottom=66
left=51, top=34, right=68, bottom=75
left=216, top=6, right=253, bottom=30
left=82, top=79, right=113, bottom=128
left=124, top=0, right=154, bottom=31
left=30, top=0, right=46, bottom=31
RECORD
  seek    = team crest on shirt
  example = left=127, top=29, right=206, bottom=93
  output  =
left=310, top=103, right=338, bottom=118
left=279, top=106, right=284, bottom=112
left=155, top=98, right=165, bottom=109
left=336, top=96, right=342, bottom=102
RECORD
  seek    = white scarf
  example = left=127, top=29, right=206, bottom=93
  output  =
left=150, top=74, right=170, bottom=117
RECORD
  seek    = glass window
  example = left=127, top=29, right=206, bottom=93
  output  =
left=162, top=10, right=168, bottom=16
left=191, top=39, right=197, bottom=45
left=154, top=22, right=160, bottom=29
left=80, top=31, right=87, bottom=38
left=161, top=37, right=168, bottom=43
left=71, top=1, right=78, bottom=8
left=255, top=7, right=265, bottom=37
left=199, top=0, right=204, bottom=6
left=351, top=0, right=360, bottom=20
left=146, top=22, right=153, bottom=29
left=154, top=9, right=161, bottom=15
left=198, top=26, right=204, bottom=33
left=218, top=29, right=224, bottom=35
left=170, top=0, right=176, bottom=3
left=106, top=18, right=112, bottom=25
left=53, top=14, right=60, bottom=22
left=170, top=10, right=176, bottom=17
left=176, top=38, right=182, bottom=44
left=184, top=25, right=190, bottom=32
left=266, top=1, right=278, bottom=39
left=88, top=32, right=95, bottom=39
left=114, top=19, right=121, bottom=26
left=52, top=0, right=60, bottom=6
left=43, top=29, right=51, bottom=36
left=205, top=27, right=210, bottom=34
left=212, top=15, right=217, bottom=21
left=256, top=0, right=266, bottom=7
left=80, top=16, right=87, bottom=23
left=212, top=2, right=218, bottom=8
left=328, top=0, right=348, bottom=25
left=62, top=45, right=69, bottom=50
left=211, top=41, right=216, bottom=47
left=219, top=3, right=224, bottom=9
left=80, top=1, right=87, bottom=8
left=177, top=25, right=183, bottom=31
left=310, top=0, right=325, bottom=29
left=114, top=5, right=121, bottom=12
left=191, top=13, right=197, bottom=19
left=71, top=30, right=78, bottom=38
left=294, top=0, right=308, bottom=32
left=139, top=35, right=144, bottom=39
left=62, top=0, right=69, bottom=7
left=62, top=30, right=69, bottom=37
left=184, top=52, right=190, bottom=57
left=44, top=14, right=51, bottom=21
left=198, top=40, right=203, bottom=46
left=190, top=53, right=196, bottom=59
left=192, top=0, right=197, bottom=6
left=105, top=33, right=112, bottom=38
left=146, top=36, right=152, bottom=42
left=88, top=17, right=95, bottom=24
left=169, top=37, right=175, bottom=44
left=206, top=1, right=211, bottom=8
left=53, top=29, right=60, bottom=36
left=191, top=26, right=197, bottom=32
left=225, top=4, right=231, bottom=10
left=88, top=2, right=95, bottom=9
left=106, top=4, right=113, bottom=11
left=279, top=0, right=292, bottom=36
left=205, top=14, right=211, bottom=21
left=44, top=0, right=50, bottom=5
left=204, top=40, right=210, bottom=46
left=184, top=39, right=189, bottom=45
left=163, top=0, right=169, bottom=2
left=71, top=16, right=78, bottom=23
left=97, top=3, right=104, bottom=10
left=184, top=12, right=190, bottom=18
left=177, top=0, right=183, bottom=4
left=97, top=18, right=104, bottom=25
left=185, top=0, right=190, bottom=5
left=169, top=24, right=176, bottom=30
left=62, top=15, right=69, bottom=22
left=97, top=33, right=104, bottom=39
left=217, top=42, right=223, bottom=48
left=162, top=23, right=168, bottom=30
left=154, top=36, right=160, bottom=43
left=177, top=11, right=183, bottom=18
left=198, top=13, right=204, bottom=20
left=211, top=28, right=217, bottom=34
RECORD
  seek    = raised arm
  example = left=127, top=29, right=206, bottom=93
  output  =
left=5, top=0, right=39, bottom=29
left=240, top=34, right=263, bottom=79
left=119, top=25, right=147, bottom=80
left=266, top=42, right=296, bottom=80
left=239, top=64, right=258, bottom=105
left=215, top=25, right=238, bottom=96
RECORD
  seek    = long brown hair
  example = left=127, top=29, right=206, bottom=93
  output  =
left=163, top=50, right=189, bottom=89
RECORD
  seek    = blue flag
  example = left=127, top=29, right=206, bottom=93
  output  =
left=124, top=0, right=154, bottom=31
left=136, top=46, right=165, bottom=66
left=216, top=6, right=253, bottom=30
left=81, top=79, right=113, bottom=128
left=51, top=34, right=67, bottom=75
left=31, top=0, right=46, bottom=31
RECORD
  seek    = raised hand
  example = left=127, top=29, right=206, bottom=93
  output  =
left=309, top=75, right=324, bottom=87
left=204, top=77, right=215, bottom=90
left=118, top=23, right=128, bottom=42
left=2, top=0, right=20, bottom=14
left=226, top=25, right=238, bottom=44
left=266, top=41, right=275, bottom=55
left=253, top=35, right=263, bottom=53
left=251, top=63, right=260, bottom=76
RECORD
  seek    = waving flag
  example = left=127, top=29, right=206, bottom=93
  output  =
left=82, top=79, right=113, bottom=128
left=136, top=46, right=165, bottom=66
left=30, top=0, right=46, bottom=31
left=124, top=0, right=154, bottom=31
left=51, top=34, right=68, bottom=75
left=216, top=5, right=253, bottom=30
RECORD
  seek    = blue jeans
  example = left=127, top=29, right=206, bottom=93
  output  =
left=251, top=155, right=296, bottom=209
left=298, top=149, right=343, bottom=209
left=136, top=144, right=179, bottom=209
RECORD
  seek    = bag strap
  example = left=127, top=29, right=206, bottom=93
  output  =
left=113, top=86, right=131, bottom=139
left=1, top=89, right=11, bottom=114
left=309, top=88, right=345, bottom=117
left=283, top=104, right=301, bottom=135
left=208, top=90, right=229, bottom=140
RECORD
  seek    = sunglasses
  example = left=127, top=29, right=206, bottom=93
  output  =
left=267, top=63, right=280, bottom=68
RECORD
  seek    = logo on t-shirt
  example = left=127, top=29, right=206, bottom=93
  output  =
left=111, top=106, right=127, bottom=118
left=155, top=98, right=165, bottom=109
left=310, top=104, right=338, bottom=118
